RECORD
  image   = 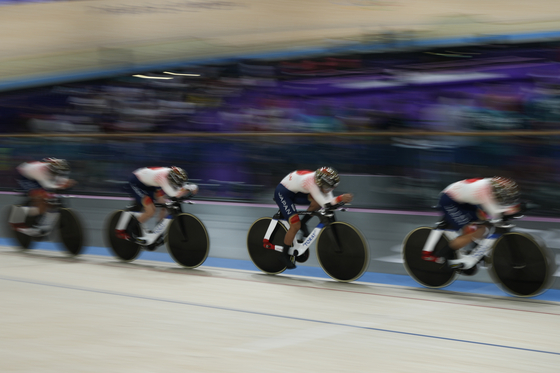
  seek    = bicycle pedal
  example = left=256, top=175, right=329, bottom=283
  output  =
left=131, top=234, right=147, bottom=245
left=449, top=262, right=464, bottom=269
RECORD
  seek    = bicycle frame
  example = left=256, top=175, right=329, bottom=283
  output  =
left=422, top=221, right=512, bottom=265
left=9, top=192, right=69, bottom=235
left=114, top=199, right=191, bottom=246
left=263, top=208, right=339, bottom=257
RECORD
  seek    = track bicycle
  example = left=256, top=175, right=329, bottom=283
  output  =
left=247, top=203, right=369, bottom=282
left=105, top=196, right=210, bottom=268
left=402, top=206, right=556, bottom=297
left=6, top=190, right=85, bottom=256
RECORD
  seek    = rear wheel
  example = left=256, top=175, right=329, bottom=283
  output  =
left=489, top=232, right=556, bottom=297
left=247, top=217, right=288, bottom=274
left=166, top=213, right=210, bottom=268
left=402, top=227, right=458, bottom=288
left=58, top=208, right=84, bottom=256
left=316, top=222, right=369, bottom=282
left=105, top=210, right=142, bottom=262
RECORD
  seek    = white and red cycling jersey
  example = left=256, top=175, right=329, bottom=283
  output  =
left=443, top=178, right=517, bottom=220
left=133, top=167, right=194, bottom=198
left=280, top=170, right=342, bottom=208
left=17, top=161, right=68, bottom=190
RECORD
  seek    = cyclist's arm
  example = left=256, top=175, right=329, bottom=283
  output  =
left=182, top=183, right=199, bottom=196
left=156, top=172, right=183, bottom=198
left=479, top=195, right=513, bottom=220
left=38, top=173, right=68, bottom=190
left=307, top=183, right=338, bottom=207
left=462, top=181, right=506, bottom=220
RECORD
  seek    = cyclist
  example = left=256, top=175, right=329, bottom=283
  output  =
left=422, top=176, right=521, bottom=270
left=115, top=166, right=198, bottom=243
left=273, top=166, right=353, bottom=269
left=11, top=157, right=75, bottom=236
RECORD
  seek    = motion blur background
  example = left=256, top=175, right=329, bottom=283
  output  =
left=3, top=0, right=560, bottom=213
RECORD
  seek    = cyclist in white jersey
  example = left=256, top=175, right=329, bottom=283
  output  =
left=423, top=177, right=521, bottom=270
left=11, top=158, right=76, bottom=236
left=115, top=166, right=198, bottom=242
left=273, top=166, right=353, bottom=269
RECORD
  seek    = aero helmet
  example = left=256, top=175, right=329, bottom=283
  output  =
left=168, top=166, right=188, bottom=188
left=490, top=176, right=520, bottom=206
left=42, top=157, right=70, bottom=175
left=315, top=166, right=340, bottom=191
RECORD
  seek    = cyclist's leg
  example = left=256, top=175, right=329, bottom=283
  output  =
left=10, top=190, right=41, bottom=228
left=116, top=176, right=156, bottom=241
left=30, top=189, right=49, bottom=216
left=423, top=193, right=481, bottom=264
left=283, top=192, right=316, bottom=245
left=137, top=197, right=156, bottom=225
left=14, top=177, right=44, bottom=219
left=273, top=184, right=300, bottom=269
left=11, top=176, right=52, bottom=236
left=448, top=223, right=496, bottom=269
left=299, top=195, right=319, bottom=237
left=138, top=193, right=169, bottom=246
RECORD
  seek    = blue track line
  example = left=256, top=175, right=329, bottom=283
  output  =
left=1, top=274, right=559, bottom=356
left=3, top=237, right=560, bottom=302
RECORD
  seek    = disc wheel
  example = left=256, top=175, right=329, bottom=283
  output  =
left=489, top=232, right=556, bottom=297
left=402, top=227, right=458, bottom=288
left=247, top=217, right=288, bottom=274
left=58, top=208, right=85, bottom=256
left=166, top=213, right=210, bottom=268
left=316, top=222, right=369, bottom=282
left=105, top=210, right=142, bottom=262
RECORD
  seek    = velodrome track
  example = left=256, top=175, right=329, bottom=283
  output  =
left=0, top=192, right=560, bottom=373
left=1, top=192, right=559, bottom=296
left=2, top=193, right=560, bottom=371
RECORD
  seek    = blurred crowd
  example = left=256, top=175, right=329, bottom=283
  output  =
left=1, top=42, right=560, bottom=213
left=2, top=44, right=560, bottom=135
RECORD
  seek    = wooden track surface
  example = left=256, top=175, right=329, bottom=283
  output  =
left=2, top=246, right=560, bottom=372
left=2, top=0, right=560, bottom=83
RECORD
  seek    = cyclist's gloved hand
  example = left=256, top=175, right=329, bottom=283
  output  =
left=184, top=183, right=198, bottom=195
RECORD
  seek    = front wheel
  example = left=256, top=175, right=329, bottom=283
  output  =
left=166, top=213, right=210, bottom=268
left=402, top=227, right=458, bottom=288
left=58, top=208, right=85, bottom=256
left=316, top=222, right=369, bottom=282
left=105, top=210, right=142, bottom=262
left=247, top=217, right=288, bottom=274
left=489, top=232, right=556, bottom=297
